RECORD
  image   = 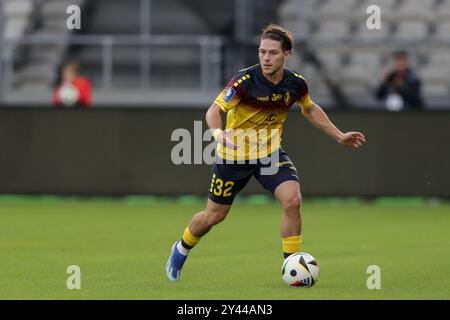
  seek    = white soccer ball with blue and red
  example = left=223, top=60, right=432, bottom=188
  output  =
left=59, top=84, right=80, bottom=107
left=281, top=252, right=319, bottom=287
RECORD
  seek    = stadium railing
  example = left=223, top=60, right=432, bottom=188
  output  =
left=0, top=34, right=224, bottom=93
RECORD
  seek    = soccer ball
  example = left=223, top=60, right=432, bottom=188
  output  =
left=281, top=252, right=319, bottom=287
left=59, top=84, right=80, bottom=107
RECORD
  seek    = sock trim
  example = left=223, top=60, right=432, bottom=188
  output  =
left=182, top=227, right=201, bottom=248
left=181, top=239, right=193, bottom=250
left=177, top=241, right=190, bottom=256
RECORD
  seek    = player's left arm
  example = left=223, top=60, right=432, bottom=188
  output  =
left=301, top=101, right=366, bottom=148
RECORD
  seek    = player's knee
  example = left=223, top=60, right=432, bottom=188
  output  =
left=282, top=192, right=301, bottom=212
left=205, top=207, right=229, bottom=227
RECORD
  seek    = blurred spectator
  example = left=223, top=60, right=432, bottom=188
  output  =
left=375, top=51, right=424, bottom=111
left=53, top=62, right=92, bottom=108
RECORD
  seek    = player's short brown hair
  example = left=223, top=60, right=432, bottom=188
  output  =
left=63, top=61, right=81, bottom=74
left=393, top=50, right=409, bottom=60
left=261, top=24, right=294, bottom=52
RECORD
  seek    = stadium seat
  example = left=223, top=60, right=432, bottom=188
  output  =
left=422, top=83, right=449, bottom=97
left=41, top=0, right=76, bottom=18
left=436, top=0, right=450, bottom=19
left=3, top=0, right=33, bottom=73
left=339, top=51, right=382, bottom=97
left=313, top=21, right=352, bottom=42
left=4, top=0, right=33, bottom=40
left=352, top=0, right=397, bottom=21
left=12, top=63, right=55, bottom=88
left=341, top=61, right=380, bottom=84
left=5, top=19, right=29, bottom=39
left=420, top=66, right=450, bottom=83
left=4, top=0, right=32, bottom=18
left=353, top=22, right=391, bottom=42
left=365, top=0, right=397, bottom=8
left=340, top=82, right=371, bottom=97
left=394, top=20, right=430, bottom=41
left=317, top=50, right=343, bottom=73
left=425, top=49, right=450, bottom=68
left=304, top=63, right=333, bottom=99
left=315, top=0, right=358, bottom=19
left=278, top=0, right=312, bottom=39
left=434, top=20, right=450, bottom=41
left=418, top=48, right=450, bottom=97
left=396, top=0, right=435, bottom=20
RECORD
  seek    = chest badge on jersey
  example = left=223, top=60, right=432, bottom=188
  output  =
left=284, top=92, right=291, bottom=105
left=223, top=87, right=236, bottom=103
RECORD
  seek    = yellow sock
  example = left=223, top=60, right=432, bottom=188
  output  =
left=182, top=227, right=201, bottom=248
left=282, top=235, right=302, bottom=256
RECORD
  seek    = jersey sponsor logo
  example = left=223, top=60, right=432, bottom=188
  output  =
left=223, top=87, right=236, bottom=103
left=257, top=96, right=270, bottom=102
left=271, top=93, right=282, bottom=102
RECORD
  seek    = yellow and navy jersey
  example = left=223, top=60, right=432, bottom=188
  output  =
left=214, top=64, right=312, bottom=160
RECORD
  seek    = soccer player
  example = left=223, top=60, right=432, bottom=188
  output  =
left=166, top=24, right=366, bottom=281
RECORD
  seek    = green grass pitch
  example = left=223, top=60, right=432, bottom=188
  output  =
left=0, top=197, right=449, bottom=300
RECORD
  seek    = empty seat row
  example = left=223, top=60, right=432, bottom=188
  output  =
left=308, top=20, right=450, bottom=42
left=310, top=0, right=450, bottom=20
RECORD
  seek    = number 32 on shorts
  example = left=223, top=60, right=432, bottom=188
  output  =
left=210, top=174, right=234, bottom=197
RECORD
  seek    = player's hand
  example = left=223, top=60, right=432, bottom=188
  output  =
left=338, top=132, right=366, bottom=148
left=214, top=129, right=238, bottom=150
left=220, top=130, right=239, bottom=150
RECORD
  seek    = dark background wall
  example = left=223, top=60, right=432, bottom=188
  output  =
left=1, top=107, right=449, bottom=196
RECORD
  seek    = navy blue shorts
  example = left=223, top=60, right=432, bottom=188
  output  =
left=208, top=148, right=300, bottom=205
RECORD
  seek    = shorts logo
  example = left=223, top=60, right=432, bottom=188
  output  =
left=276, top=161, right=292, bottom=168
left=223, top=88, right=236, bottom=103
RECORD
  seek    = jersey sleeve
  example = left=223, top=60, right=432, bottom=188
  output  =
left=214, top=73, right=249, bottom=112
left=294, top=73, right=312, bottom=111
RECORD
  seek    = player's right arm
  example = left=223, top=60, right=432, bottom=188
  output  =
left=206, top=103, right=237, bottom=149
left=206, top=73, right=248, bottom=149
